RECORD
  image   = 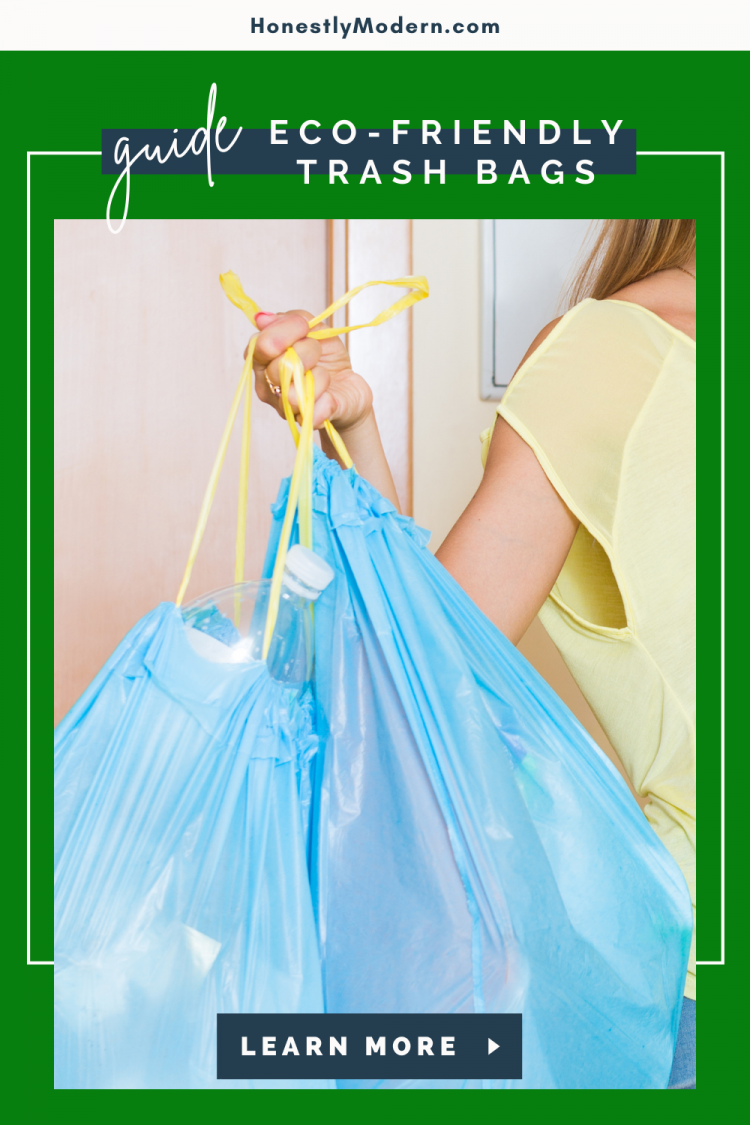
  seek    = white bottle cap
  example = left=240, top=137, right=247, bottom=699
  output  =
left=282, top=544, right=335, bottom=600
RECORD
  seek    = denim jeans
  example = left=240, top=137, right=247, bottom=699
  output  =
left=668, top=998, right=696, bottom=1089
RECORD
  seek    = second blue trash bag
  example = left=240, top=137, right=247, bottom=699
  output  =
left=264, top=449, right=694, bottom=1090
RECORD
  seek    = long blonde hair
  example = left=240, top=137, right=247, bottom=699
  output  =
left=569, top=220, right=696, bottom=305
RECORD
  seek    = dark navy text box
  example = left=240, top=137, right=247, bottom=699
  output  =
left=102, top=128, right=636, bottom=176
left=217, top=1013, right=522, bottom=1080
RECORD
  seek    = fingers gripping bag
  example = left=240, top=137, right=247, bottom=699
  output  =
left=251, top=276, right=693, bottom=1091
left=54, top=297, right=333, bottom=1090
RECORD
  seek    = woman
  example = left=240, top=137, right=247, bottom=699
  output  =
left=249, top=219, right=696, bottom=1089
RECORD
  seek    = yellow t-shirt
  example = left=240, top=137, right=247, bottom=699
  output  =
left=481, top=297, right=696, bottom=1000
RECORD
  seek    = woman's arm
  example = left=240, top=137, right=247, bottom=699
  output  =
left=436, top=416, right=578, bottom=644
left=318, top=412, right=401, bottom=511
left=436, top=317, right=578, bottom=644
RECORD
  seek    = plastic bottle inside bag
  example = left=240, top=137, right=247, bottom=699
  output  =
left=181, top=545, right=334, bottom=685
left=267, top=545, right=335, bottom=683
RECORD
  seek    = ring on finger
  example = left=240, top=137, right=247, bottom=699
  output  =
left=264, top=371, right=282, bottom=398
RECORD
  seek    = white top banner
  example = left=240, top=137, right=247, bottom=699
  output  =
left=5, top=0, right=749, bottom=51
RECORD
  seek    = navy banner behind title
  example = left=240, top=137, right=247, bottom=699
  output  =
left=101, top=127, right=636, bottom=177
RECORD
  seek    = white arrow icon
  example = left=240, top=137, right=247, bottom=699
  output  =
left=488, top=1038, right=500, bottom=1055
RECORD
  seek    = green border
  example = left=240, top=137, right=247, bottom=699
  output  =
left=6, top=49, right=745, bottom=1107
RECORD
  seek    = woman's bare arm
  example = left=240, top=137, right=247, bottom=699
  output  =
left=319, top=411, right=401, bottom=511
left=436, top=416, right=578, bottom=644
left=435, top=318, right=577, bottom=643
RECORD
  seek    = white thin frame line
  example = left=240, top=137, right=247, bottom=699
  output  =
left=639, top=149, right=725, bottom=967
left=29, top=150, right=724, bottom=969
left=26, top=150, right=101, bottom=967
left=692, top=149, right=726, bottom=968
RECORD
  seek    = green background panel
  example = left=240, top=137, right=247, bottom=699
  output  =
left=5, top=48, right=744, bottom=1107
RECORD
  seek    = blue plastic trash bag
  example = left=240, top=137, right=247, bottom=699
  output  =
left=54, top=601, right=331, bottom=1089
left=263, top=449, right=694, bottom=1090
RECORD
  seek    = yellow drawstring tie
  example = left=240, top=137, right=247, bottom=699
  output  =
left=175, top=271, right=429, bottom=659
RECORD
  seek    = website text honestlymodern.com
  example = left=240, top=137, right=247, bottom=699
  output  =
left=249, top=16, right=500, bottom=40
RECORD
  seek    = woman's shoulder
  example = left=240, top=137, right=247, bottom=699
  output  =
left=510, top=291, right=693, bottom=389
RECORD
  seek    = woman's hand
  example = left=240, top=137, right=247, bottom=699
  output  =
left=249, top=311, right=373, bottom=433
left=246, top=310, right=401, bottom=509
